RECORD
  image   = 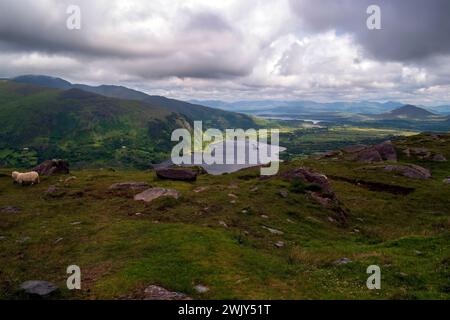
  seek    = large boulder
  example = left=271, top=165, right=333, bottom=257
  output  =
left=33, top=159, right=69, bottom=176
left=134, top=188, right=181, bottom=203
left=156, top=168, right=197, bottom=182
left=383, top=164, right=431, bottom=180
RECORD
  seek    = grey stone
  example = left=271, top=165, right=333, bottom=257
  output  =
left=274, top=241, right=285, bottom=248
left=134, top=188, right=180, bottom=203
left=194, top=284, right=209, bottom=294
left=143, top=285, right=191, bottom=300
left=20, top=280, right=58, bottom=297
left=334, top=258, right=352, bottom=265
left=383, top=164, right=431, bottom=180
left=262, top=226, right=284, bottom=235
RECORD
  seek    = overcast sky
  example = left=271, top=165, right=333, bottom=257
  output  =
left=1, top=0, right=450, bottom=105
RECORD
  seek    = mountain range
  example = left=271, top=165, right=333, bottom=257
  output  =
left=0, top=76, right=258, bottom=168
left=191, top=99, right=450, bottom=116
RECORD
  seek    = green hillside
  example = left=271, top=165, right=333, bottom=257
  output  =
left=12, top=75, right=258, bottom=130
left=0, top=81, right=191, bottom=168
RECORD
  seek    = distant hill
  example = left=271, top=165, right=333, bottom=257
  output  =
left=375, top=105, right=436, bottom=120
left=0, top=81, right=194, bottom=168
left=11, top=75, right=257, bottom=130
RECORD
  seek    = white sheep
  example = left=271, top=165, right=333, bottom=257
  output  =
left=11, top=171, right=40, bottom=185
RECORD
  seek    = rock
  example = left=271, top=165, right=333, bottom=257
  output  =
left=280, top=167, right=348, bottom=224
left=383, top=164, right=431, bottom=180
left=334, top=258, right=352, bottom=265
left=373, top=141, right=397, bottom=162
left=310, top=192, right=333, bottom=206
left=355, top=148, right=383, bottom=163
left=143, top=285, right=191, bottom=300
left=260, top=215, right=269, bottom=219
left=218, top=220, right=228, bottom=228
left=280, top=167, right=333, bottom=193
left=19, top=280, right=58, bottom=298
left=193, top=186, right=208, bottom=193
left=0, top=206, right=21, bottom=214
left=64, top=176, right=77, bottom=184
left=262, top=226, right=284, bottom=235
left=109, top=182, right=150, bottom=190
left=134, top=188, right=180, bottom=203
left=274, top=241, right=285, bottom=248
left=432, top=154, right=447, bottom=162
left=156, top=168, right=197, bottom=182
left=33, top=159, right=69, bottom=176
left=278, top=189, right=289, bottom=198
left=194, top=285, right=209, bottom=294
left=443, top=177, right=450, bottom=184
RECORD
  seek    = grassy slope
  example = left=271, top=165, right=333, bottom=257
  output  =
left=0, top=133, right=449, bottom=299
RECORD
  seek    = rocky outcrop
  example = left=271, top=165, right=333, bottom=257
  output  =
left=33, top=159, right=69, bottom=176
left=156, top=168, right=197, bottom=182
left=280, top=167, right=348, bottom=224
left=383, top=164, right=431, bottom=180
left=373, top=141, right=398, bottom=162
left=349, top=141, right=397, bottom=163
left=109, top=182, right=150, bottom=190
left=281, top=167, right=333, bottom=193
left=134, top=188, right=180, bottom=203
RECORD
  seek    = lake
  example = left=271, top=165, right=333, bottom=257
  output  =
left=155, top=139, right=286, bottom=175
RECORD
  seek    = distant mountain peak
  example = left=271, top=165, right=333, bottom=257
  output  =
left=375, top=104, right=435, bottom=120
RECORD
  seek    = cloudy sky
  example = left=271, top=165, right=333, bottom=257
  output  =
left=1, top=0, right=450, bottom=105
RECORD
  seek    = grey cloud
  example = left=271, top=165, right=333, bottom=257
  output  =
left=291, top=0, right=450, bottom=62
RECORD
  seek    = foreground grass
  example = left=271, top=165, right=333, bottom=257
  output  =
left=0, top=133, right=449, bottom=299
